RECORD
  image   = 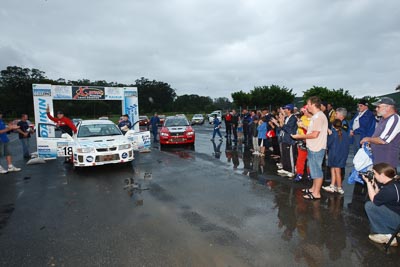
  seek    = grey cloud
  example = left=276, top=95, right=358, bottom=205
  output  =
left=1, top=0, right=400, bottom=99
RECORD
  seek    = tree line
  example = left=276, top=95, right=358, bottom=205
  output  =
left=0, top=65, right=384, bottom=120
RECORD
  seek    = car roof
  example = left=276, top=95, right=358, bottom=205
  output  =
left=80, top=119, right=115, bottom=125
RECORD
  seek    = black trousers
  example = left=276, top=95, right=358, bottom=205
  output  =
left=281, top=143, right=297, bottom=173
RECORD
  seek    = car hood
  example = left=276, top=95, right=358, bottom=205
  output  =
left=164, top=126, right=188, bottom=133
left=75, top=135, right=130, bottom=148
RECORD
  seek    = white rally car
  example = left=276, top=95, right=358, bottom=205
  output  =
left=37, top=119, right=135, bottom=168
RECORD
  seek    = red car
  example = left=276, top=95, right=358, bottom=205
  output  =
left=158, top=114, right=166, bottom=127
left=159, top=116, right=195, bottom=148
left=139, top=115, right=150, bottom=130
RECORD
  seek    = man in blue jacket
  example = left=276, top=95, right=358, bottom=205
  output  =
left=350, top=99, right=375, bottom=152
left=277, top=104, right=298, bottom=178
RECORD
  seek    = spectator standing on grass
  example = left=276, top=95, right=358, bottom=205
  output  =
left=350, top=99, right=375, bottom=152
left=360, top=97, right=400, bottom=169
left=16, top=114, right=32, bottom=158
left=322, top=119, right=350, bottom=195
left=149, top=113, right=160, bottom=142
left=0, top=111, right=21, bottom=174
left=292, top=96, right=328, bottom=200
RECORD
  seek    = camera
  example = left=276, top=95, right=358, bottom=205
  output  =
left=359, top=170, right=374, bottom=181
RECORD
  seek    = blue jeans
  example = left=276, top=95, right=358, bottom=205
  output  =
left=20, top=138, right=30, bottom=157
left=212, top=128, right=222, bottom=139
left=307, top=149, right=325, bottom=179
left=365, top=201, right=400, bottom=234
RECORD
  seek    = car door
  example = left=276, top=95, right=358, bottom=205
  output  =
left=36, top=123, right=75, bottom=159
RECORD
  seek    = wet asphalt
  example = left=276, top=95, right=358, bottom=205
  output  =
left=0, top=125, right=399, bottom=267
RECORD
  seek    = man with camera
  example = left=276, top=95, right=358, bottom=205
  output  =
left=363, top=163, right=400, bottom=246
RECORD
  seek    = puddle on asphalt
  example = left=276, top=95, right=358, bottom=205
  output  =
left=0, top=203, right=15, bottom=234
left=124, top=177, right=150, bottom=206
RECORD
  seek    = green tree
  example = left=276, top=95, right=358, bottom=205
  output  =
left=0, top=66, right=47, bottom=118
left=135, top=77, right=176, bottom=113
left=302, top=86, right=357, bottom=113
left=174, top=94, right=214, bottom=113
left=250, top=85, right=296, bottom=110
left=231, top=90, right=252, bottom=108
left=213, top=97, right=232, bottom=111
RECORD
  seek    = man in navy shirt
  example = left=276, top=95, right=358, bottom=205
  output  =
left=16, top=114, right=32, bottom=158
left=118, top=114, right=132, bottom=135
left=149, top=113, right=160, bottom=142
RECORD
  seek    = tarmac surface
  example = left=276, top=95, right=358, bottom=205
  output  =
left=0, top=124, right=399, bottom=267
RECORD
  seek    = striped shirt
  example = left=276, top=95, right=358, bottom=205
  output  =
left=371, top=113, right=400, bottom=168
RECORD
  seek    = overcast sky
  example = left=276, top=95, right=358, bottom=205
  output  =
left=1, top=0, right=400, bottom=99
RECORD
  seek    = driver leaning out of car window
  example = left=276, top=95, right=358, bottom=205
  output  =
left=46, top=105, right=77, bottom=137
left=118, top=114, right=132, bottom=135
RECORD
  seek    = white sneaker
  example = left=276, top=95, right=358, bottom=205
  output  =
left=368, top=234, right=398, bottom=246
left=276, top=163, right=283, bottom=169
left=8, top=165, right=21, bottom=172
left=0, top=166, right=8, bottom=174
left=287, top=172, right=295, bottom=178
left=252, top=151, right=259, bottom=155
left=277, top=169, right=287, bottom=174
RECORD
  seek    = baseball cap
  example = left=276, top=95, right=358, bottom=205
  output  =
left=358, top=99, right=368, bottom=106
left=57, top=111, right=64, bottom=115
left=372, top=97, right=396, bottom=106
left=282, top=104, right=294, bottom=111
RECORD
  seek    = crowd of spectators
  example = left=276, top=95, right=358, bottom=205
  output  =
left=222, top=95, right=400, bottom=246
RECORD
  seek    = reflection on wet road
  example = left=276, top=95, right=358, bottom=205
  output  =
left=0, top=128, right=399, bottom=266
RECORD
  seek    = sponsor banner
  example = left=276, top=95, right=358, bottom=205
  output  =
left=52, top=85, right=72, bottom=99
left=128, top=131, right=151, bottom=151
left=32, top=84, right=52, bottom=96
left=37, top=143, right=57, bottom=159
left=105, top=87, right=124, bottom=100
left=123, top=95, right=139, bottom=132
left=72, top=86, right=105, bottom=100
left=124, top=87, right=138, bottom=97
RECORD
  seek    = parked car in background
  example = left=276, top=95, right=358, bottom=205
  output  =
left=208, top=110, right=222, bottom=124
left=159, top=116, right=195, bottom=148
left=191, top=114, right=204, bottom=125
left=158, top=114, right=166, bottom=126
left=139, top=115, right=150, bottom=130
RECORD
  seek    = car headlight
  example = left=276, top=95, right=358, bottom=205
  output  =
left=186, top=131, right=194, bottom=136
left=119, top=144, right=132, bottom=150
left=76, top=147, right=95, bottom=153
left=160, top=132, right=169, bottom=137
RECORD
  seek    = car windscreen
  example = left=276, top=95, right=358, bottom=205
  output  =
left=164, top=118, right=189, bottom=127
left=78, top=124, right=122, bottom=137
